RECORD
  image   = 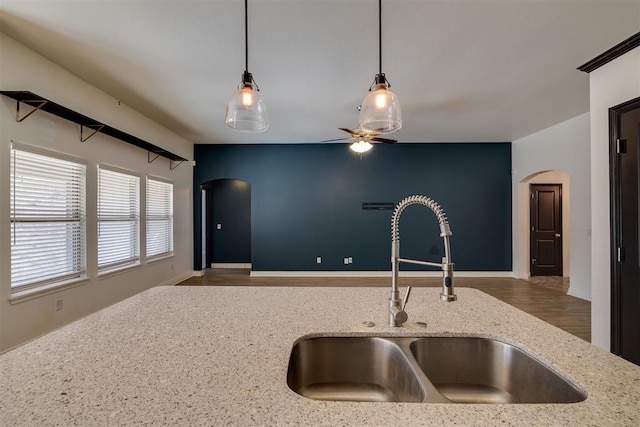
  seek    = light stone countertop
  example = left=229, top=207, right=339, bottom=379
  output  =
left=1, top=286, right=639, bottom=426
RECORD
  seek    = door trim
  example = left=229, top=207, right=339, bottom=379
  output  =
left=517, top=171, right=570, bottom=281
left=578, top=32, right=640, bottom=73
left=529, top=184, right=563, bottom=277
left=201, top=178, right=252, bottom=269
left=609, top=96, right=640, bottom=355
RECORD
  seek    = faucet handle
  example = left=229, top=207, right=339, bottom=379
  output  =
left=390, top=286, right=412, bottom=326
left=389, top=287, right=411, bottom=326
left=391, top=305, right=408, bottom=324
left=401, top=286, right=412, bottom=311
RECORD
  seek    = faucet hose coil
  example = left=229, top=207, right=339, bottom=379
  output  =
left=391, top=195, right=450, bottom=243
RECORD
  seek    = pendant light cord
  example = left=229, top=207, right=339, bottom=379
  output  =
left=368, top=0, right=388, bottom=89
left=245, top=0, right=249, bottom=72
left=378, top=0, right=382, bottom=75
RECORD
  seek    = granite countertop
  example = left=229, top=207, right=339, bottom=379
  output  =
left=1, top=286, right=639, bottom=426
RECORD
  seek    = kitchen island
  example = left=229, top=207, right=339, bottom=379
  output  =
left=1, top=286, right=639, bottom=426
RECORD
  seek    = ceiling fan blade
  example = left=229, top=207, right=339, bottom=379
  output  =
left=371, top=136, right=398, bottom=144
left=321, top=137, right=349, bottom=143
left=338, top=127, right=359, bottom=136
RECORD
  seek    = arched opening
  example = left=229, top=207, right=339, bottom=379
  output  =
left=517, top=170, right=570, bottom=282
left=200, top=179, right=252, bottom=270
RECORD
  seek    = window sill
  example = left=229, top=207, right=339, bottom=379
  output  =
left=97, top=263, right=141, bottom=280
left=9, top=277, right=89, bottom=304
left=146, top=253, right=174, bottom=265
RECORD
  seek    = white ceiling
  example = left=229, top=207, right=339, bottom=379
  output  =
left=1, top=0, right=639, bottom=144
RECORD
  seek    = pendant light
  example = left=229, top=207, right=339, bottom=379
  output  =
left=225, top=0, right=268, bottom=132
left=358, top=0, right=401, bottom=134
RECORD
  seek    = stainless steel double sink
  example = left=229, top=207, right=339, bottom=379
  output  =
left=286, top=335, right=587, bottom=404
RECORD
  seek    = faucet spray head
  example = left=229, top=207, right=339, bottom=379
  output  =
left=441, top=262, right=457, bottom=302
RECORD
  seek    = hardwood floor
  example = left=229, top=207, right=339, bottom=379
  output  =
left=177, top=270, right=591, bottom=342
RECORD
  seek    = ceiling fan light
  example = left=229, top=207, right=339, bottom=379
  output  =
left=349, top=140, right=373, bottom=153
left=225, top=80, right=268, bottom=133
left=359, top=81, right=402, bottom=134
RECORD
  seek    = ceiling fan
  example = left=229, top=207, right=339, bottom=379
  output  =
left=321, top=127, right=398, bottom=145
left=322, top=127, right=397, bottom=153
left=322, top=128, right=398, bottom=155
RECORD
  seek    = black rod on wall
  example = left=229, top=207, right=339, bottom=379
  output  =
left=0, top=90, right=188, bottom=164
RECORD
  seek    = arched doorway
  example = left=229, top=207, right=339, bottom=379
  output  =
left=201, top=179, right=251, bottom=270
left=517, top=171, right=570, bottom=279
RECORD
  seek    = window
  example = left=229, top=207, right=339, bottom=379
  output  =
left=10, top=143, right=86, bottom=291
left=97, top=165, right=140, bottom=273
left=146, top=177, right=173, bottom=259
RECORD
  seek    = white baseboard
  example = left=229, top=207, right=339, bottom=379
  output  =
left=159, top=271, right=194, bottom=286
left=513, top=272, right=530, bottom=279
left=211, top=263, right=252, bottom=269
left=250, top=271, right=515, bottom=278
left=567, top=288, right=591, bottom=301
left=192, top=270, right=204, bottom=277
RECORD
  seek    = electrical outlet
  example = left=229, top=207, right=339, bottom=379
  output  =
left=343, top=257, right=349, bottom=265
left=216, top=223, right=222, bottom=230
left=55, top=298, right=63, bottom=312
left=348, top=257, right=353, bottom=264
left=316, top=257, right=322, bottom=264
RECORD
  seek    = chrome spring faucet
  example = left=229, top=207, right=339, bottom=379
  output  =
left=389, top=195, right=457, bottom=327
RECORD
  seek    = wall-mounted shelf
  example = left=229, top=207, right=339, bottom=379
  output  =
left=1, top=91, right=187, bottom=168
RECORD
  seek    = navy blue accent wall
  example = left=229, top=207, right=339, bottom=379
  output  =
left=193, top=143, right=512, bottom=272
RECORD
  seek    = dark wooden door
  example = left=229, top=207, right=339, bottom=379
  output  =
left=611, top=97, right=640, bottom=366
left=530, top=184, right=563, bottom=276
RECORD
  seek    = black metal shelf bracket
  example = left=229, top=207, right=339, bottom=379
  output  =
left=170, top=159, right=185, bottom=170
left=1, top=91, right=188, bottom=170
left=80, top=124, right=104, bottom=142
left=148, top=151, right=160, bottom=164
left=16, top=98, right=47, bottom=122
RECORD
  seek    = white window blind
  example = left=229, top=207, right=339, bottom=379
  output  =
left=146, top=177, right=173, bottom=259
left=10, top=144, right=86, bottom=290
left=97, top=166, right=140, bottom=273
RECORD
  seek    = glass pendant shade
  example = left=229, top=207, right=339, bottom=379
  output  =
left=225, top=0, right=268, bottom=133
left=349, top=140, right=373, bottom=153
left=225, top=77, right=268, bottom=132
left=359, top=79, right=402, bottom=134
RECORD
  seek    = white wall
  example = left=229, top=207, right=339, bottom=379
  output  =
left=512, top=113, right=591, bottom=300
left=589, top=47, right=640, bottom=351
left=0, top=33, right=194, bottom=352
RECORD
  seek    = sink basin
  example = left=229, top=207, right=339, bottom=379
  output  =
left=287, top=335, right=587, bottom=404
left=409, top=337, right=587, bottom=403
left=286, top=336, right=425, bottom=402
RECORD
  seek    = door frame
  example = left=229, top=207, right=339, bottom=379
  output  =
left=200, top=178, right=252, bottom=270
left=517, top=171, right=570, bottom=280
left=609, top=96, right=640, bottom=355
left=529, top=183, right=563, bottom=276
